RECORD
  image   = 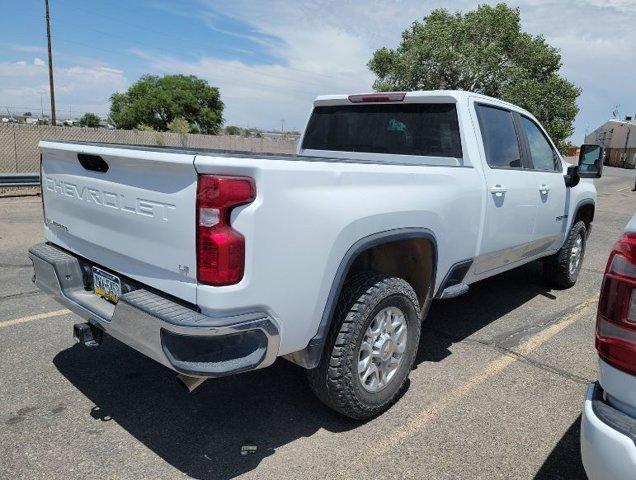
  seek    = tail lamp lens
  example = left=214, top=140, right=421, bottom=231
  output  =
left=596, top=232, right=636, bottom=375
left=196, top=175, right=255, bottom=286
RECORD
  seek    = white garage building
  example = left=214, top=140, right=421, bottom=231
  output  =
left=585, top=117, right=636, bottom=169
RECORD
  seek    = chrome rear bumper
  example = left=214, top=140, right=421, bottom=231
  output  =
left=28, top=242, right=280, bottom=378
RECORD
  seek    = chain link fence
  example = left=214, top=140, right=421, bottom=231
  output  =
left=0, top=124, right=297, bottom=174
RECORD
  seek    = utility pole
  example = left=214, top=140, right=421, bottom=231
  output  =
left=280, top=118, right=285, bottom=133
left=45, top=0, right=56, bottom=126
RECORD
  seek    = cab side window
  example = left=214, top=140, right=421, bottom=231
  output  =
left=520, top=116, right=560, bottom=172
left=476, top=105, right=522, bottom=169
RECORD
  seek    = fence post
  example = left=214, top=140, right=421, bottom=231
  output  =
left=12, top=123, right=19, bottom=173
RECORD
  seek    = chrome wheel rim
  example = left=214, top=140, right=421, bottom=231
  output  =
left=358, top=306, right=408, bottom=393
left=569, top=234, right=584, bottom=276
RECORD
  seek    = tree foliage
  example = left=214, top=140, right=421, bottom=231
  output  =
left=242, top=127, right=263, bottom=138
left=224, top=125, right=242, bottom=136
left=167, top=117, right=190, bottom=134
left=368, top=4, right=580, bottom=150
left=109, top=74, right=224, bottom=134
left=78, top=112, right=101, bottom=128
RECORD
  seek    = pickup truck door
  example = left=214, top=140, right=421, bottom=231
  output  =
left=472, top=103, right=538, bottom=274
left=517, top=115, right=568, bottom=252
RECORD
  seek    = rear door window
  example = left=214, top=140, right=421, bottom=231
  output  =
left=301, top=103, right=462, bottom=158
left=475, top=105, right=523, bottom=169
left=520, top=116, right=561, bottom=172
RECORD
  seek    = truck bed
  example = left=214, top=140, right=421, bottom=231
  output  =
left=40, top=140, right=316, bottom=162
left=40, top=140, right=457, bottom=167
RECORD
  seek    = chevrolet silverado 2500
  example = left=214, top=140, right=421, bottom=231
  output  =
left=30, top=91, right=603, bottom=419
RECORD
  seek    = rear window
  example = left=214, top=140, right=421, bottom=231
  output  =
left=301, top=103, right=462, bottom=158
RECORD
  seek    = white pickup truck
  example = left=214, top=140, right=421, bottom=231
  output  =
left=30, top=90, right=603, bottom=419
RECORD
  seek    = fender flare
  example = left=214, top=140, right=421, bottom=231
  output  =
left=286, top=227, right=437, bottom=369
left=573, top=198, right=595, bottom=219
left=571, top=198, right=595, bottom=233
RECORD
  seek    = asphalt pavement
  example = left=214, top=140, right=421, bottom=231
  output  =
left=0, top=167, right=634, bottom=479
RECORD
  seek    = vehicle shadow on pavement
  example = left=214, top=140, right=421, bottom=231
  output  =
left=53, top=261, right=555, bottom=480
left=417, top=261, right=554, bottom=364
left=53, top=341, right=360, bottom=480
left=534, top=415, right=586, bottom=479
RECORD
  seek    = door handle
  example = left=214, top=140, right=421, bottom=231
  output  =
left=539, top=184, right=550, bottom=194
left=490, top=185, right=507, bottom=197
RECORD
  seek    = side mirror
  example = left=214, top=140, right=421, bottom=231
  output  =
left=564, top=164, right=580, bottom=188
left=578, top=144, right=603, bottom=178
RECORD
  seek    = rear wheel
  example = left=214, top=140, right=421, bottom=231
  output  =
left=307, top=273, right=421, bottom=419
left=543, top=221, right=587, bottom=289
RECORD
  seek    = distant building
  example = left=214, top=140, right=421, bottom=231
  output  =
left=585, top=117, right=636, bottom=169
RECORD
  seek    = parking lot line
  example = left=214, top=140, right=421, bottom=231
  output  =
left=0, top=309, right=69, bottom=329
left=346, top=297, right=598, bottom=474
left=515, top=299, right=596, bottom=356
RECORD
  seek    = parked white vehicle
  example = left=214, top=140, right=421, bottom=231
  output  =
left=30, top=90, right=602, bottom=419
left=581, top=214, right=636, bottom=479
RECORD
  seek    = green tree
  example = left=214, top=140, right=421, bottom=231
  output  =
left=368, top=4, right=580, bottom=150
left=109, top=74, right=224, bottom=134
left=78, top=112, right=101, bottom=128
left=225, top=125, right=242, bottom=136
left=167, top=117, right=190, bottom=134
left=242, top=128, right=263, bottom=138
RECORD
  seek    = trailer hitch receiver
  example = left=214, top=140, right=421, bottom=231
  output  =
left=73, top=322, right=103, bottom=347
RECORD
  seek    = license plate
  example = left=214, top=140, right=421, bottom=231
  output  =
left=92, top=267, right=121, bottom=303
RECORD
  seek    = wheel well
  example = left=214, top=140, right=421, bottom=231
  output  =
left=574, top=203, right=594, bottom=230
left=346, top=237, right=435, bottom=306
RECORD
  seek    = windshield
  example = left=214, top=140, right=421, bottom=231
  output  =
left=302, top=103, right=462, bottom=158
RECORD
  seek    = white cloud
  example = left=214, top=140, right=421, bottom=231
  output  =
left=131, top=0, right=634, bottom=138
left=3, top=0, right=632, bottom=138
left=584, top=0, right=636, bottom=13
left=130, top=13, right=376, bottom=130
left=1, top=43, right=46, bottom=54
left=0, top=60, right=127, bottom=118
left=517, top=0, right=636, bottom=137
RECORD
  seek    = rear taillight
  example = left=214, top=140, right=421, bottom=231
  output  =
left=596, top=232, right=636, bottom=375
left=196, top=175, right=255, bottom=286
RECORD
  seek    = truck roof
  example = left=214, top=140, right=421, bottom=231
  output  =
left=313, top=90, right=524, bottom=113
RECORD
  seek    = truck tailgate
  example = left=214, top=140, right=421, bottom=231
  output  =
left=39, top=142, right=198, bottom=303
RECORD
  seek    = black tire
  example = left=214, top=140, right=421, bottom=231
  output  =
left=307, top=272, right=421, bottom=420
left=543, top=220, right=587, bottom=289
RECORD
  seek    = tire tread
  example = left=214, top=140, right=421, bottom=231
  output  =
left=307, top=272, right=421, bottom=419
left=543, top=220, right=587, bottom=289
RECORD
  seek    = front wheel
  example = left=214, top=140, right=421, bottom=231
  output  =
left=307, top=273, right=421, bottom=419
left=543, top=220, right=587, bottom=289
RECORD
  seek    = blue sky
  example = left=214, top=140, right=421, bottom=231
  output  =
left=1, top=0, right=634, bottom=140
